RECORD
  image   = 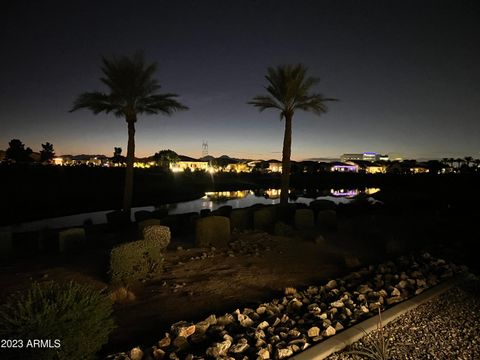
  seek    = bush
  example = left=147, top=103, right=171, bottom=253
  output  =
left=0, top=281, right=115, bottom=360
left=230, top=208, right=252, bottom=231
left=58, top=227, right=86, bottom=253
left=110, top=233, right=168, bottom=284
left=138, top=219, right=161, bottom=237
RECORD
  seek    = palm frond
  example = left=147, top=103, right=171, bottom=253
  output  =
left=137, top=94, right=189, bottom=115
left=250, top=63, right=335, bottom=118
left=70, top=92, right=120, bottom=115
left=248, top=95, right=283, bottom=112
left=71, top=51, right=187, bottom=117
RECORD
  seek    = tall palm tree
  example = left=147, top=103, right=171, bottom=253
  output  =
left=249, top=64, right=336, bottom=204
left=71, top=52, right=188, bottom=214
left=464, top=156, right=473, bottom=167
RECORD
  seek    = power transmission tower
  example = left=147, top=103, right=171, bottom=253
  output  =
left=202, top=141, right=209, bottom=158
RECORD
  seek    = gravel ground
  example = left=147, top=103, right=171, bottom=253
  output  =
left=328, top=283, right=480, bottom=360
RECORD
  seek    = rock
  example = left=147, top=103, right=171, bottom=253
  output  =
left=195, top=216, right=231, bottom=248
left=171, top=321, right=196, bottom=338
left=307, top=326, right=320, bottom=337
left=206, top=339, right=232, bottom=357
left=387, top=296, right=403, bottom=305
left=397, top=280, right=409, bottom=289
left=314, top=235, right=327, bottom=245
left=326, top=280, right=337, bottom=290
left=331, top=300, right=344, bottom=308
left=360, top=305, right=369, bottom=313
left=158, top=334, right=171, bottom=348
left=129, top=347, right=143, bottom=360
left=173, top=336, right=189, bottom=351
left=152, top=348, right=165, bottom=359
left=257, top=348, right=270, bottom=359
left=58, top=227, right=86, bottom=253
left=277, top=348, right=294, bottom=359
left=288, top=299, right=303, bottom=312
left=344, top=255, right=361, bottom=268
left=257, top=321, right=269, bottom=330
left=323, top=326, right=336, bottom=337
left=415, top=288, right=425, bottom=295
left=256, top=306, right=267, bottom=315
left=217, top=313, right=235, bottom=326
left=334, top=322, right=344, bottom=331
left=391, top=287, right=401, bottom=297
left=238, top=313, right=254, bottom=327
left=284, top=287, right=297, bottom=295
left=294, top=209, right=315, bottom=229
left=230, top=338, right=249, bottom=353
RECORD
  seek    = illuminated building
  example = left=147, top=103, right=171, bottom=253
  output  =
left=341, top=152, right=389, bottom=162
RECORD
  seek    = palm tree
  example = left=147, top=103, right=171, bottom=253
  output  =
left=249, top=64, right=336, bottom=204
left=464, top=156, right=473, bottom=167
left=71, top=52, right=188, bottom=214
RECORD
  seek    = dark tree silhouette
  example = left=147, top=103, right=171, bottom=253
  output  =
left=153, top=149, right=179, bottom=168
left=112, top=147, right=125, bottom=164
left=6, top=139, right=33, bottom=163
left=71, top=52, right=188, bottom=214
left=464, top=156, right=473, bottom=167
left=40, top=142, right=55, bottom=163
left=249, top=64, right=336, bottom=204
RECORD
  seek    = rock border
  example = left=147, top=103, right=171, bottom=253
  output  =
left=291, top=277, right=459, bottom=360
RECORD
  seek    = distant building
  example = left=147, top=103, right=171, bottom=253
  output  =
left=169, top=155, right=209, bottom=172
left=341, top=152, right=389, bottom=162
left=267, top=160, right=282, bottom=173
left=330, top=162, right=359, bottom=172
left=365, top=164, right=387, bottom=174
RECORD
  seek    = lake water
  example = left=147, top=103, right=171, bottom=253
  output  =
left=5, top=188, right=379, bottom=232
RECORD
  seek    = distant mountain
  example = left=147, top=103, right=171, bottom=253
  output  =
left=304, top=157, right=340, bottom=162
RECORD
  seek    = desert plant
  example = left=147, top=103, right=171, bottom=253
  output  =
left=0, top=281, right=115, bottom=360
left=347, top=310, right=391, bottom=360
left=346, top=309, right=411, bottom=360
left=110, top=237, right=166, bottom=284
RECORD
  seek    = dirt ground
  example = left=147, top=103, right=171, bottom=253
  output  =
left=0, top=226, right=377, bottom=356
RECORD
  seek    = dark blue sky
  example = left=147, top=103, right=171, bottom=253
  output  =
left=1, top=0, right=479, bottom=160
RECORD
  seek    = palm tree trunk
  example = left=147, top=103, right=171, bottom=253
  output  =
left=280, top=114, right=292, bottom=205
left=123, top=116, right=136, bottom=215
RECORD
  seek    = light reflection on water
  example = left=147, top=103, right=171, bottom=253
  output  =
left=6, top=188, right=380, bottom=232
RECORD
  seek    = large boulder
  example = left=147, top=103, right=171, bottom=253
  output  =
left=134, top=210, right=153, bottom=223
left=195, top=216, right=231, bottom=248
left=317, top=210, right=337, bottom=230
left=212, top=205, right=232, bottom=218
left=58, top=227, right=86, bottom=253
left=230, top=208, right=252, bottom=231
left=294, top=209, right=315, bottom=229
left=309, top=199, right=336, bottom=214
left=253, top=206, right=276, bottom=232
left=106, top=210, right=130, bottom=227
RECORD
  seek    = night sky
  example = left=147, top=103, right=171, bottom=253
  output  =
left=1, top=0, right=479, bottom=160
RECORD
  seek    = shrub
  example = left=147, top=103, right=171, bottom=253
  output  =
left=138, top=219, right=161, bottom=237
left=0, top=281, right=115, bottom=360
left=110, top=233, right=168, bottom=284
